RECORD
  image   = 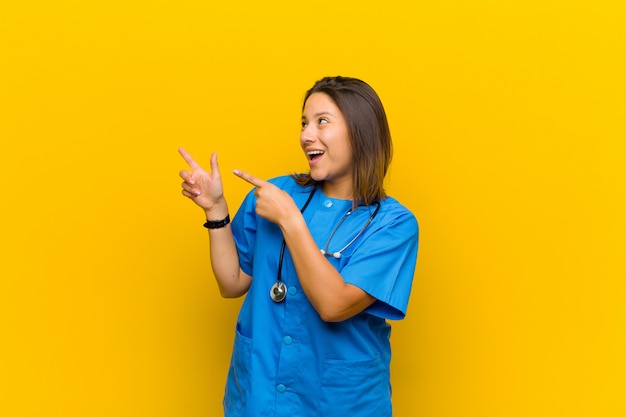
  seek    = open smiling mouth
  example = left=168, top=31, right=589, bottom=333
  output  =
left=307, top=150, right=325, bottom=161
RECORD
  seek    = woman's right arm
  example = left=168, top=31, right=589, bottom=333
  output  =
left=178, top=148, right=252, bottom=298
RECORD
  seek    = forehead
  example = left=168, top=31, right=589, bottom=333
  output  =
left=302, top=92, right=341, bottom=115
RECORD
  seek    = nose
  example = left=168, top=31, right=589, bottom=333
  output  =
left=300, top=125, right=315, bottom=144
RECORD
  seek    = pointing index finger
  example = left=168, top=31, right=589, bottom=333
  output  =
left=178, top=147, right=200, bottom=169
left=233, top=169, right=267, bottom=188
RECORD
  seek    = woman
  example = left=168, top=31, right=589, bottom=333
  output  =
left=179, top=76, right=419, bottom=417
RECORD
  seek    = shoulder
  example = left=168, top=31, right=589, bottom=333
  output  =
left=267, top=175, right=314, bottom=195
left=375, top=196, right=419, bottom=232
left=266, top=175, right=295, bottom=188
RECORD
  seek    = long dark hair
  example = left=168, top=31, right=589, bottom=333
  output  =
left=292, top=76, right=392, bottom=206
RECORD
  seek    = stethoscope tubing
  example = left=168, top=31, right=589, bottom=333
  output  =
left=275, top=185, right=380, bottom=284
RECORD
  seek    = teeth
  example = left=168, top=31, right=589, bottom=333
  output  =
left=307, top=150, right=324, bottom=156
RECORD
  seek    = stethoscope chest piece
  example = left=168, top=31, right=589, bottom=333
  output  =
left=270, top=281, right=287, bottom=303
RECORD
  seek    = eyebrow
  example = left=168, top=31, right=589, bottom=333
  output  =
left=301, top=111, right=334, bottom=119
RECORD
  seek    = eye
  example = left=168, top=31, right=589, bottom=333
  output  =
left=318, top=118, right=328, bottom=125
left=301, top=120, right=308, bottom=128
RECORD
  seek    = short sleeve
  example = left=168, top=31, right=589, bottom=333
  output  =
left=341, top=210, right=419, bottom=320
left=231, top=189, right=258, bottom=277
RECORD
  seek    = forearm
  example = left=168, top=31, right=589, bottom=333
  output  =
left=205, top=201, right=251, bottom=298
left=280, top=218, right=374, bottom=322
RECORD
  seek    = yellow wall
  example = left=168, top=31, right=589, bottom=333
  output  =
left=1, top=1, right=624, bottom=416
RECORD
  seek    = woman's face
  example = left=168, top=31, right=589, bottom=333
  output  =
left=300, top=92, right=353, bottom=198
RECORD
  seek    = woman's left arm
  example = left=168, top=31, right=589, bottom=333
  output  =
left=280, top=215, right=376, bottom=322
left=234, top=170, right=374, bottom=322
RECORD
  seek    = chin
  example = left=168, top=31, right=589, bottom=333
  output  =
left=308, top=171, right=326, bottom=182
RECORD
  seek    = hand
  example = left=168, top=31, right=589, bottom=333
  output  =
left=233, top=169, right=299, bottom=226
left=179, top=148, right=225, bottom=213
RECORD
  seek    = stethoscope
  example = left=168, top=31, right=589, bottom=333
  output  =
left=270, top=186, right=381, bottom=303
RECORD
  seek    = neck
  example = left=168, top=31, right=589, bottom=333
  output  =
left=321, top=180, right=353, bottom=201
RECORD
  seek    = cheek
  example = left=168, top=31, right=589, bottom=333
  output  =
left=341, top=139, right=353, bottom=160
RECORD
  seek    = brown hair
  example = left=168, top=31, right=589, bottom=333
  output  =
left=292, top=76, right=392, bottom=206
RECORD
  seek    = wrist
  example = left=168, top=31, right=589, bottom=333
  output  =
left=204, top=200, right=229, bottom=221
left=203, top=214, right=230, bottom=229
left=279, top=212, right=307, bottom=236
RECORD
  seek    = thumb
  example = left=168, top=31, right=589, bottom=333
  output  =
left=210, top=152, right=221, bottom=176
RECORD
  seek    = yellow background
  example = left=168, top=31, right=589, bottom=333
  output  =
left=1, top=1, right=624, bottom=416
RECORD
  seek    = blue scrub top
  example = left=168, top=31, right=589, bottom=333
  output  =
left=226, top=176, right=419, bottom=417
